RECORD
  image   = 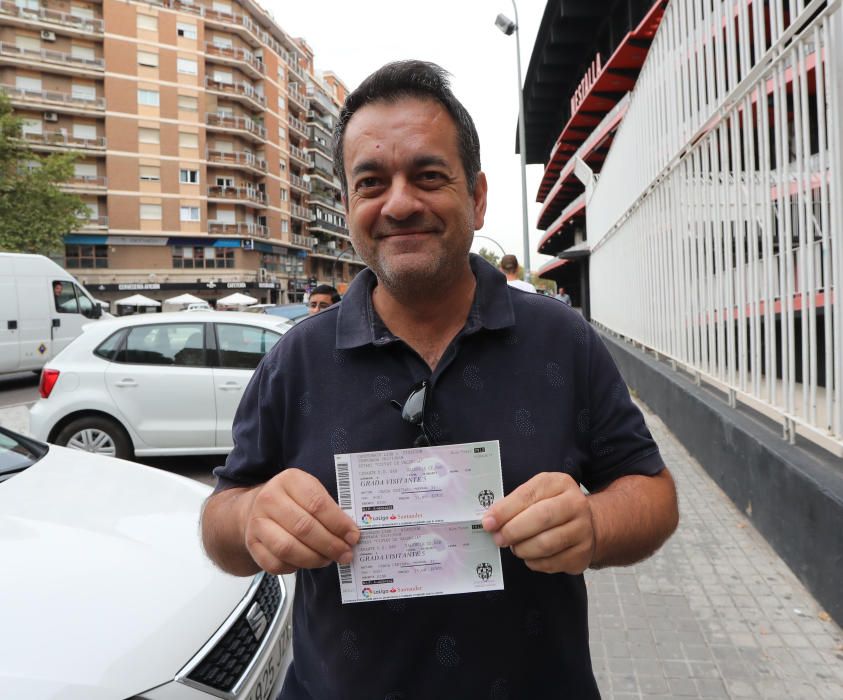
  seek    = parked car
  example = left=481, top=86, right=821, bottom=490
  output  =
left=0, top=426, right=293, bottom=699
left=0, top=252, right=105, bottom=376
left=244, top=303, right=310, bottom=326
left=30, top=311, right=290, bottom=459
left=184, top=301, right=213, bottom=312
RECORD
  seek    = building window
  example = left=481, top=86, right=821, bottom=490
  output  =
left=176, top=22, right=197, bottom=39
left=280, top=220, right=289, bottom=233
left=138, top=89, right=159, bottom=106
left=180, top=169, right=199, bottom=183
left=216, top=176, right=234, bottom=188
left=178, top=94, right=197, bottom=111
left=180, top=206, right=200, bottom=221
left=140, top=203, right=162, bottom=220
left=65, top=244, right=107, bottom=269
left=137, top=50, right=158, bottom=67
left=179, top=131, right=198, bottom=148
left=137, top=14, right=158, bottom=31
left=277, top=96, right=285, bottom=110
left=71, top=44, right=95, bottom=61
left=71, top=83, right=96, bottom=101
left=172, top=246, right=234, bottom=269
left=278, top=126, right=286, bottom=141
left=279, top=188, right=288, bottom=202
left=177, top=57, right=197, bottom=75
left=139, top=127, right=160, bottom=144
left=139, top=165, right=160, bottom=181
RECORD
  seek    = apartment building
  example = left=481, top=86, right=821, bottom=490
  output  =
left=0, top=0, right=364, bottom=306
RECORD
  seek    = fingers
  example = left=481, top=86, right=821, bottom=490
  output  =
left=246, top=468, right=360, bottom=573
left=482, top=472, right=577, bottom=536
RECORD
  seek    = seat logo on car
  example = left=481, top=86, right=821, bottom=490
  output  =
left=246, top=602, right=268, bottom=641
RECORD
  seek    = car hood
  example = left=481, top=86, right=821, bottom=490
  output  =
left=0, top=445, right=254, bottom=699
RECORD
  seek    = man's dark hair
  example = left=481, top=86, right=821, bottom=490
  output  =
left=333, top=60, right=481, bottom=198
left=312, top=284, right=341, bottom=304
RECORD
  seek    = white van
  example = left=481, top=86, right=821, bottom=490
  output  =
left=0, top=253, right=104, bottom=374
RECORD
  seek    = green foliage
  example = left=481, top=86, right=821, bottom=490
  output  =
left=0, top=92, right=90, bottom=255
left=476, top=247, right=500, bottom=268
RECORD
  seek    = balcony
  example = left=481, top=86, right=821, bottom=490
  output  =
left=290, top=233, right=312, bottom=248
left=307, top=137, right=332, bottom=159
left=0, top=1, right=104, bottom=36
left=309, top=190, right=342, bottom=210
left=2, top=84, right=105, bottom=114
left=0, top=42, right=104, bottom=76
left=206, top=112, right=266, bottom=142
left=289, top=173, right=310, bottom=193
left=306, top=87, right=338, bottom=117
left=287, top=85, right=309, bottom=112
left=204, top=42, right=264, bottom=79
left=310, top=217, right=348, bottom=236
left=285, top=54, right=306, bottom=82
left=207, top=150, right=267, bottom=175
left=207, top=185, right=266, bottom=208
left=62, top=175, right=107, bottom=192
left=202, top=7, right=262, bottom=48
left=79, top=215, right=108, bottom=230
left=208, top=221, right=269, bottom=238
left=205, top=77, right=266, bottom=111
left=288, top=115, right=307, bottom=138
left=23, top=130, right=106, bottom=151
left=288, top=143, right=308, bottom=167
left=169, top=0, right=203, bottom=16
left=289, top=203, right=310, bottom=221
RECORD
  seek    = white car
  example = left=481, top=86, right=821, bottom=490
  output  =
left=0, top=426, right=293, bottom=699
left=30, top=311, right=289, bottom=459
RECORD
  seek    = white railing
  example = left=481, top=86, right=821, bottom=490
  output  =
left=588, top=0, right=843, bottom=455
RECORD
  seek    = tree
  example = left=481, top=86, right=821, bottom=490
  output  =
left=476, top=247, right=500, bottom=268
left=0, top=92, right=90, bottom=255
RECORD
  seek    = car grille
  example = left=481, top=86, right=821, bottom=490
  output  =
left=187, top=574, right=283, bottom=692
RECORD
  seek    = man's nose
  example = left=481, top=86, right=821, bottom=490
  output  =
left=381, top=178, right=423, bottom=220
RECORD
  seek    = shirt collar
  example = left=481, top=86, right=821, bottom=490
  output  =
left=336, top=253, right=515, bottom=350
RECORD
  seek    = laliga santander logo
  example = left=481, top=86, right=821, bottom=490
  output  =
left=361, top=587, right=374, bottom=598
left=389, top=514, right=398, bottom=521
left=361, top=513, right=373, bottom=524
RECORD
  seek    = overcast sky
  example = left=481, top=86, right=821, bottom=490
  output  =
left=262, top=0, right=554, bottom=272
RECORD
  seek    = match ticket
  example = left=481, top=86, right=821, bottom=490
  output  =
left=337, top=522, right=504, bottom=604
left=334, top=440, right=503, bottom=528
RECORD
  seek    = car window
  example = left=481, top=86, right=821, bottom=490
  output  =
left=0, top=430, right=44, bottom=482
left=93, top=329, right=125, bottom=361
left=53, top=280, right=79, bottom=313
left=73, top=283, right=98, bottom=318
left=121, top=323, right=206, bottom=366
left=216, top=323, right=281, bottom=369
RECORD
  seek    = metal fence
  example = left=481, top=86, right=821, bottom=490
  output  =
left=588, top=0, right=843, bottom=455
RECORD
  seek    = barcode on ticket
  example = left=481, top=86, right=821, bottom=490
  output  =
left=337, top=562, right=352, bottom=585
left=335, top=455, right=352, bottom=512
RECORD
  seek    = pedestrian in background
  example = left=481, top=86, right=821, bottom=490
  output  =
left=499, top=253, right=537, bottom=293
left=306, top=284, right=341, bottom=315
left=556, top=286, right=572, bottom=305
left=201, top=59, right=678, bottom=700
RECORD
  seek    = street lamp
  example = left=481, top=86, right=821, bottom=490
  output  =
left=331, top=246, right=355, bottom=287
left=495, top=3, right=532, bottom=284
left=473, top=234, right=507, bottom=259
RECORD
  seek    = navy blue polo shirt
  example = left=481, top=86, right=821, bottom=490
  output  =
left=215, top=254, right=663, bottom=700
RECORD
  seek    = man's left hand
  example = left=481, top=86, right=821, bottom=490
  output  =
left=481, top=472, right=594, bottom=575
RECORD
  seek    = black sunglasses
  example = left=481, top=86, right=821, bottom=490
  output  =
left=390, top=380, right=436, bottom=447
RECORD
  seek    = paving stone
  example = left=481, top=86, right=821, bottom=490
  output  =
left=584, top=401, right=843, bottom=699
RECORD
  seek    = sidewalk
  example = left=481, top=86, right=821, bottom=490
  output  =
left=586, top=400, right=843, bottom=699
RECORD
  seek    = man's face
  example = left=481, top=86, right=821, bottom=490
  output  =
left=341, top=97, right=487, bottom=294
left=307, top=293, right=334, bottom=315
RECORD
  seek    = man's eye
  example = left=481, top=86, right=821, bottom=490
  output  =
left=355, top=177, right=381, bottom=191
left=418, top=172, right=446, bottom=185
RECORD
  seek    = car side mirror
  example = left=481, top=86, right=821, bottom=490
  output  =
left=89, top=303, right=103, bottom=319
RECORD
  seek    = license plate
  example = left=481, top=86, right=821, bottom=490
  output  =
left=246, top=635, right=286, bottom=700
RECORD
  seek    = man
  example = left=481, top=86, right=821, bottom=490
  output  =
left=556, top=286, right=572, bottom=306
left=307, top=283, right=341, bottom=315
left=202, top=60, right=678, bottom=699
left=499, top=253, right=536, bottom=293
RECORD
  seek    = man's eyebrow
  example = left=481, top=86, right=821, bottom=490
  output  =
left=412, top=155, right=450, bottom=170
left=350, top=159, right=383, bottom=178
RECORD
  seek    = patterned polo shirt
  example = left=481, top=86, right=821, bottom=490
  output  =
left=214, top=254, right=664, bottom=700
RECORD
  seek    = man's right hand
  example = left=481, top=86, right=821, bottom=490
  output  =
left=242, top=468, right=360, bottom=575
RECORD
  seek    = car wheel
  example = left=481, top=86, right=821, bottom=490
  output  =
left=55, top=417, right=133, bottom=460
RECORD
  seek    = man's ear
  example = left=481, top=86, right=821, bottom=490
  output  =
left=473, top=172, right=488, bottom=230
